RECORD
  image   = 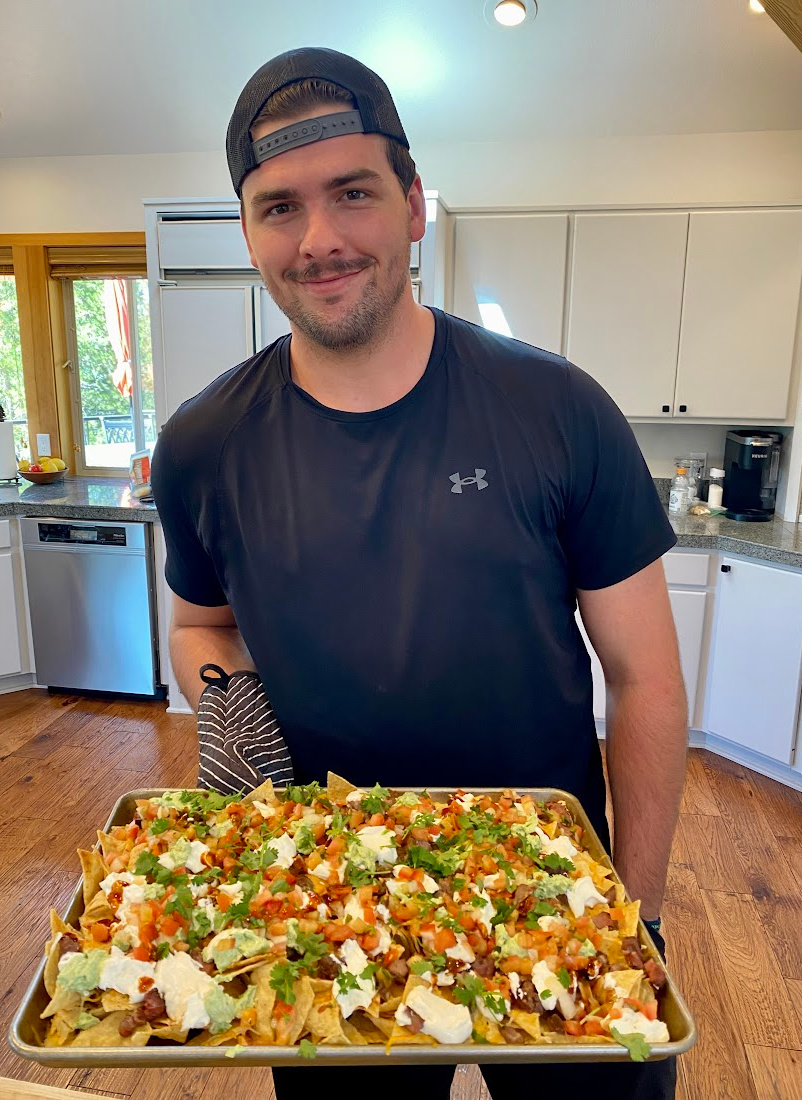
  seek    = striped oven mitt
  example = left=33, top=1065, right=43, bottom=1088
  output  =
left=196, top=664, right=294, bottom=795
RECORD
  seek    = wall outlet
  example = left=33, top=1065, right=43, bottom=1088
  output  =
left=36, top=433, right=51, bottom=458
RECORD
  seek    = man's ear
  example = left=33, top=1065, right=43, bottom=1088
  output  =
left=408, top=176, right=427, bottom=244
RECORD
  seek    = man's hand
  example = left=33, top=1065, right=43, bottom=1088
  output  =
left=577, top=558, right=687, bottom=920
left=169, top=593, right=256, bottom=711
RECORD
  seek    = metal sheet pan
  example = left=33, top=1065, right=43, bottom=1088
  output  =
left=9, top=787, right=696, bottom=1067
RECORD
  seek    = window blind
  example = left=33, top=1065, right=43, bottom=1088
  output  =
left=47, top=245, right=146, bottom=278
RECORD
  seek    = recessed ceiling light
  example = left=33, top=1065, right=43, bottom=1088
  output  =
left=749, top=0, right=765, bottom=11
left=494, top=0, right=528, bottom=27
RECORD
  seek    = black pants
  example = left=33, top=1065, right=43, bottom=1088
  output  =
left=272, top=931, right=676, bottom=1100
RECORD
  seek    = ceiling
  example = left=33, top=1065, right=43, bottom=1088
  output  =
left=2, top=0, right=802, bottom=160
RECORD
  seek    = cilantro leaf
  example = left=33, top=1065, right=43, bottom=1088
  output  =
left=610, top=1028, right=652, bottom=1062
left=134, top=851, right=161, bottom=877
left=149, top=817, right=172, bottom=835
left=407, top=844, right=465, bottom=878
left=471, top=1028, right=489, bottom=1044
left=361, top=784, right=391, bottom=816
left=454, top=974, right=486, bottom=1007
left=409, top=959, right=434, bottom=976
left=336, top=970, right=361, bottom=995
left=269, top=961, right=303, bottom=1005
left=541, top=989, right=552, bottom=1000
left=284, top=782, right=326, bottom=807
left=155, top=941, right=171, bottom=960
left=557, top=967, right=571, bottom=989
left=490, top=899, right=515, bottom=927
left=293, top=824, right=317, bottom=856
left=298, top=1039, right=318, bottom=1059
left=164, top=884, right=194, bottom=920
left=270, top=878, right=290, bottom=895
left=240, top=842, right=278, bottom=871
left=533, top=900, right=557, bottom=917
left=539, top=852, right=576, bottom=874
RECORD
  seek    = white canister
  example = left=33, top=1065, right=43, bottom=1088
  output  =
left=0, top=420, right=17, bottom=481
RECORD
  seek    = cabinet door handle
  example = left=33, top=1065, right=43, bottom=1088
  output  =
left=662, top=404, right=670, bottom=413
left=679, top=404, right=688, bottom=413
left=721, top=564, right=731, bottom=573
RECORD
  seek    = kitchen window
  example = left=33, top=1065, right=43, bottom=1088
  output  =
left=63, top=277, right=155, bottom=474
left=0, top=275, right=29, bottom=462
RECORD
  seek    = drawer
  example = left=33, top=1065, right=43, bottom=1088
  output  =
left=0, top=519, right=10, bottom=549
left=663, top=550, right=710, bottom=587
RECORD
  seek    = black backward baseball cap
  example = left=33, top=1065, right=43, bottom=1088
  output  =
left=226, top=47, right=410, bottom=196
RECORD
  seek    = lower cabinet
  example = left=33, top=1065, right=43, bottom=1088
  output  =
left=577, top=550, right=710, bottom=728
left=705, top=557, right=802, bottom=764
left=0, top=519, right=29, bottom=679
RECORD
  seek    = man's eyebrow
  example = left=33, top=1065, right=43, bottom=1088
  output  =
left=249, top=168, right=384, bottom=209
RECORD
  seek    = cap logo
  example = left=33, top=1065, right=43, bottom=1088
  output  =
left=251, top=110, right=366, bottom=165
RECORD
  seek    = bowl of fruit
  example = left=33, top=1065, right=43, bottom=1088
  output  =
left=18, top=457, right=68, bottom=484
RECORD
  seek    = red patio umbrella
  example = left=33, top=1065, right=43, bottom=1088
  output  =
left=103, top=278, right=132, bottom=400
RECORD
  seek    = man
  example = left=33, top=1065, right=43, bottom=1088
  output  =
left=151, top=46, right=687, bottom=1099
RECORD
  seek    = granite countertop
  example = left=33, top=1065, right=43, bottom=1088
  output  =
left=0, top=476, right=156, bottom=522
left=1, top=476, right=801, bottom=567
left=670, top=512, right=802, bottom=568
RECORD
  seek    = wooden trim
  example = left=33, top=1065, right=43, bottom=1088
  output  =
left=762, top=0, right=802, bottom=53
left=11, top=246, right=61, bottom=459
left=0, top=1077, right=118, bottom=1099
left=0, top=232, right=144, bottom=247
left=48, top=278, right=75, bottom=468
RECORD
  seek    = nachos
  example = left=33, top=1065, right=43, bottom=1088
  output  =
left=39, top=776, right=670, bottom=1060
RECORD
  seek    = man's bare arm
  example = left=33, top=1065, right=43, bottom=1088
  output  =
left=577, top=558, right=687, bottom=921
left=169, top=593, right=255, bottom=712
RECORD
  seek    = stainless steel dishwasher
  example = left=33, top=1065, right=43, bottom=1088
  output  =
left=20, top=517, right=162, bottom=696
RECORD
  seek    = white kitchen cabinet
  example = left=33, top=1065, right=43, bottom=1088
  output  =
left=706, top=557, right=802, bottom=764
left=0, top=518, right=32, bottom=681
left=578, top=550, right=710, bottom=728
left=159, top=285, right=255, bottom=421
left=566, top=213, right=688, bottom=417
left=675, top=209, right=802, bottom=421
left=257, top=287, right=291, bottom=353
left=451, top=214, right=568, bottom=354
left=0, top=552, right=22, bottom=677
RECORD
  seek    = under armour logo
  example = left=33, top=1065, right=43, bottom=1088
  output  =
left=450, top=469, right=488, bottom=493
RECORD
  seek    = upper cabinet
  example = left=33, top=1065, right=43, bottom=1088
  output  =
left=451, top=205, right=802, bottom=423
left=675, top=210, right=802, bottom=421
left=451, top=214, right=568, bottom=355
left=567, top=213, right=688, bottom=417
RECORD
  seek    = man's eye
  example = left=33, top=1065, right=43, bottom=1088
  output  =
left=344, top=189, right=367, bottom=201
left=266, top=203, right=291, bottom=218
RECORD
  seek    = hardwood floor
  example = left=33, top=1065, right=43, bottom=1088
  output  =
left=1, top=688, right=801, bottom=1099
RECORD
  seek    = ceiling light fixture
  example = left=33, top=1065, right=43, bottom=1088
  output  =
left=494, top=0, right=529, bottom=27
left=749, top=0, right=765, bottom=11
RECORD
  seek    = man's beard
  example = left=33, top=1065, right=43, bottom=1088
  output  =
left=264, top=241, right=411, bottom=352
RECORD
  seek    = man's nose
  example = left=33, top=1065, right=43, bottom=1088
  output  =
left=299, top=204, right=345, bottom=258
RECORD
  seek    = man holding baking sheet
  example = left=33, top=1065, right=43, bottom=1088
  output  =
left=151, top=46, right=687, bottom=1099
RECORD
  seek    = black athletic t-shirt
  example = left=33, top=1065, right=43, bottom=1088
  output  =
left=151, top=308, right=675, bottom=842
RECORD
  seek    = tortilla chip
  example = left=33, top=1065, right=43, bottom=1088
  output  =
left=40, top=986, right=81, bottom=1020
left=620, top=901, right=641, bottom=938
left=594, top=967, right=644, bottom=1003
left=68, top=1012, right=151, bottom=1047
left=218, top=952, right=273, bottom=978
left=151, top=1022, right=189, bottom=1042
left=598, top=930, right=625, bottom=966
left=327, top=771, right=360, bottom=802
left=243, top=778, right=276, bottom=806
left=101, top=990, right=132, bottom=1013
left=276, top=975, right=314, bottom=1046
left=43, top=911, right=78, bottom=997
left=97, top=829, right=127, bottom=862
left=78, top=848, right=108, bottom=906
left=251, top=963, right=277, bottom=1041
left=352, top=1011, right=393, bottom=1039
left=304, top=999, right=351, bottom=1044
left=190, top=1024, right=247, bottom=1046
left=80, top=890, right=114, bottom=928
left=509, top=1009, right=542, bottom=1040
left=471, top=1012, right=505, bottom=1044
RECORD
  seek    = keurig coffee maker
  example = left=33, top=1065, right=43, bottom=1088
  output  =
left=722, top=430, right=783, bottom=521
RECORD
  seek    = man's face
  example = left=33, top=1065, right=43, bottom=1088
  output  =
left=241, top=107, right=426, bottom=352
